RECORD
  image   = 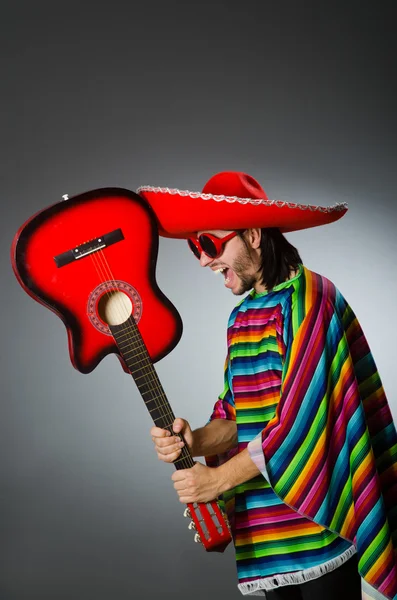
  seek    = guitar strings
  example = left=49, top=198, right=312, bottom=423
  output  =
left=89, top=248, right=194, bottom=470
left=89, top=249, right=177, bottom=462
left=92, top=248, right=194, bottom=471
left=88, top=251, right=165, bottom=429
left=90, top=249, right=171, bottom=445
left=91, top=250, right=164, bottom=421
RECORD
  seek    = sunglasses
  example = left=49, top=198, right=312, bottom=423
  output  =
left=187, top=231, right=238, bottom=260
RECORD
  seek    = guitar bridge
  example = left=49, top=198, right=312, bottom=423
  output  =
left=54, top=228, right=124, bottom=267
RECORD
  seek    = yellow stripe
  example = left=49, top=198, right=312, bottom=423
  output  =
left=304, top=266, right=313, bottom=314
left=352, top=452, right=372, bottom=488
left=237, top=395, right=279, bottom=408
left=236, top=331, right=277, bottom=344
left=364, top=537, right=393, bottom=581
left=339, top=502, right=355, bottom=537
left=235, top=522, right=326, bottom=546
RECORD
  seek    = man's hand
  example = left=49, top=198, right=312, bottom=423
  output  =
left=150, top=418, right=194, bottom=463
left=171, top=462, right=222, bottom=503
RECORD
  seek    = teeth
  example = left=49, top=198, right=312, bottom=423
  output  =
left=214, top=268, right=225, bottom=274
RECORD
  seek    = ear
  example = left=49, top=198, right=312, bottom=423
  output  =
left=246, top=228, right=262, bottom=250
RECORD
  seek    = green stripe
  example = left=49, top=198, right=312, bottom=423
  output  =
left=358, top=520, right=389, bottom=575
left=330, top=478, right=353, bottom=531
left=350, top=431, right=371, bottom=473
left=236, top=531, right=340, bottom=560
left=236, top=407, right=278, bottom=423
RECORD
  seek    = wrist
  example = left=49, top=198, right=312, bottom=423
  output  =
left=214, top=449, right=262, bottom=494
left=190, top=426, right=207, bottom=457
left=215, top=463, right=232, bottom=495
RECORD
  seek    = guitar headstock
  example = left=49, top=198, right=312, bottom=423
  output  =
left=184, top=500, right=232, bottom=552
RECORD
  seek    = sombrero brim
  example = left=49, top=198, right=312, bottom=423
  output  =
left=137, top=186, right=348, bottom=239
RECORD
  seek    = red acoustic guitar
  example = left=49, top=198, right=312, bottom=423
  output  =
left=11, top=188, right=231, bottom=552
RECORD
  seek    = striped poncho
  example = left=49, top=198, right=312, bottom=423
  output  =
left=206, top=265, right=397, bottom=599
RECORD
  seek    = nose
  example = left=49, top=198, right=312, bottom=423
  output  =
left=199, top=252, right=214, bottom=267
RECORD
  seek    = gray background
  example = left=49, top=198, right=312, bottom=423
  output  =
left=1, top=1, right=396, bottom=599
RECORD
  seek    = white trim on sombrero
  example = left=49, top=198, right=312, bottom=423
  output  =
left=137, top=186, right=348, bottom=214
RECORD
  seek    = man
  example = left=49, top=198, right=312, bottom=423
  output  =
left=137, top=172, right=397, bottom=600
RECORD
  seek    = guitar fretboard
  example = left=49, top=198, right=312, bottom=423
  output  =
left=110, top=317, right=194, bottom=470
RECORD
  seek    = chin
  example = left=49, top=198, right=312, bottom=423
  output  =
left=229, top=273, right=255, bottom=296
left=232, top=284, right=251, bottom=296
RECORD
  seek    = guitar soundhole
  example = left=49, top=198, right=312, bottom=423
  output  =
left=98, top=291, right=132, bottom=326
left=87, top=280, right=142, bottom=334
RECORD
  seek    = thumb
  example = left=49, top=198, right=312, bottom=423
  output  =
left=173, top=418, right=187, bottom=433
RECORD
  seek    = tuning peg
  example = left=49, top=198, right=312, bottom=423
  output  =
left=183, top=508, right=191, bottom=518
left=194, top=533, right=202, bottom=544
left=188, top=521, right=196, bottom=530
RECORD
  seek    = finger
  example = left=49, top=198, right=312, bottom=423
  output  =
left=179, top=495, right=199, bottom=504
left=150, top=426, right=172, bottom=438
left=172, top=418, right=186, bottom=433
left=154, top=438, right=184, bottom=452
left=171, top=469, right=188, bottom=482
left=152, top=432, right=181, bottom=445
left=157, top=448, right=182, bottom=463
left=173, top=480, right=188, bottom=491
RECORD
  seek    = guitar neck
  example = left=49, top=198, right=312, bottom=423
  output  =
left=110, top=318, right=194, bottom=470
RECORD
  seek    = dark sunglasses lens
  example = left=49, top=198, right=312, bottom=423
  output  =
left=199, top=235, right=218, bottom=258
left=187, top=239, right=201, bottom=259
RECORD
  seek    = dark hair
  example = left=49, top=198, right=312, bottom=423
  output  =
left=238, top=228, right=302, bottom=291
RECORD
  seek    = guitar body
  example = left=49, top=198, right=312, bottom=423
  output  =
left=11, top=188, right=182, bottom=372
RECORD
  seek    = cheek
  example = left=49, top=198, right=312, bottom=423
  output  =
left=234, top=247, right=253, bottom=268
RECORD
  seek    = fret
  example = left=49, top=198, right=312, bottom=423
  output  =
left=116, top=339, right=142, bottom=350
left=114, top=330, right=135, bottom=339
left=137, top=394, right=166, bottom=408
left=152, top=415, right=174, bottom=427
left=135, top=385, right=163, bottom=397
left=112, top=324, right=138, bottom=336
left=140, top=390, right=164, bottom=401
left=125, top=359, right=161, bottom=373
left=143, top=400, right=174, bottom=415
left=130, top=372, right=154, bottom=382
left=134, top=385, right=165, bottom=400
left=172, top=447, right=194, bottom=467
left=147, top=401, right=173, bottom=413
left=126, top=365, right=161, bottom=379
left=119, top=347, right=148, bottom=358
left=124, top=355, right=156, bottom=367
left=173, top=455, right=190, bottom=465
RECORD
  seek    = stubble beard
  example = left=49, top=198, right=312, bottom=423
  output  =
left=231, top=247, right=258, bottom=296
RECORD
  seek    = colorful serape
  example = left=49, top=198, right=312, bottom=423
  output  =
left=206, top=265, right=397, bottom=598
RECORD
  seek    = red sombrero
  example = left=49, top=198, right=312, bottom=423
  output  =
left=137, top=171, right=348, bottom=239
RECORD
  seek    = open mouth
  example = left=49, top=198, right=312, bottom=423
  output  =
left=214, top=267, right=233, bottom=285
